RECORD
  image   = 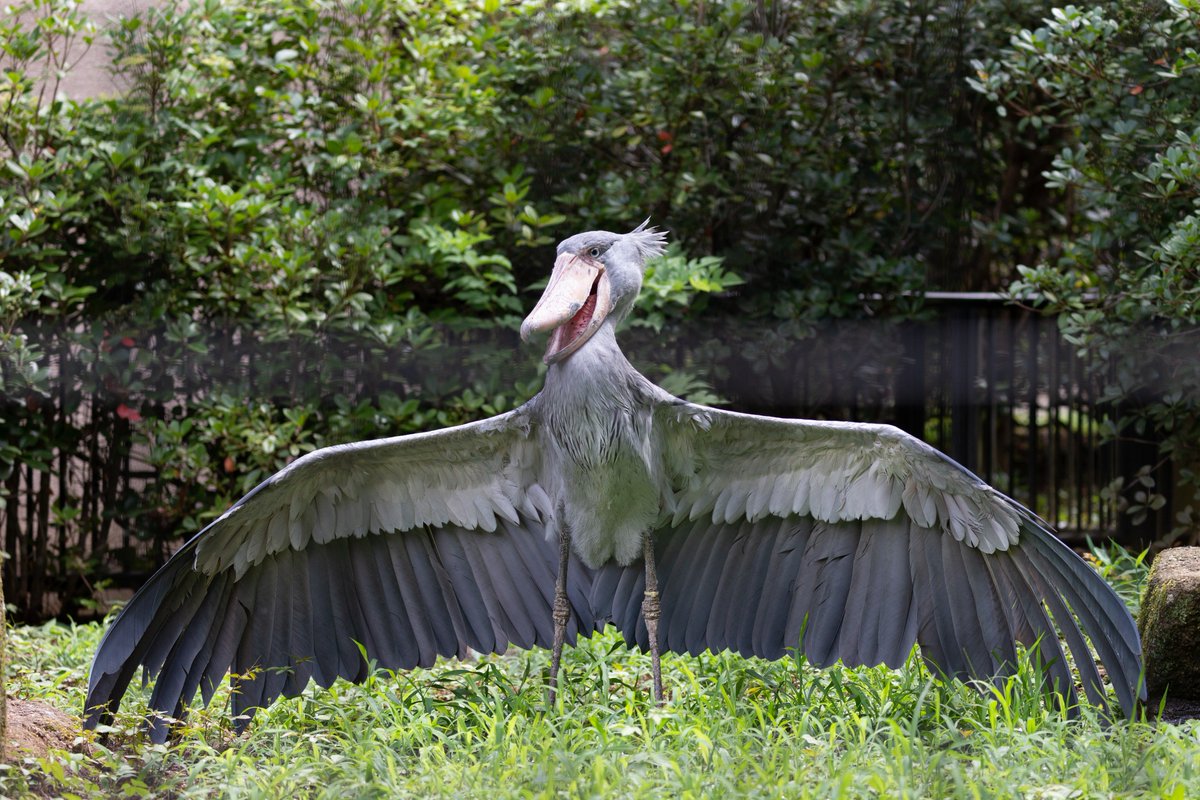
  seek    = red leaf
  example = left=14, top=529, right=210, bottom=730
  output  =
left=116, top=403, right=142, bottom=422
left=224, top=456, right=236, bottom=473
left=660, top=144, right=673, bottom=155
left=1130, top=85, right=1144, bottom=95
left=657, top=130, right=673, bottom=142
left=121, top=337, right=135, bottom=347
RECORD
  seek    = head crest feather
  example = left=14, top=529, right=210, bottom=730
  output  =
left=627, top=218, right=668, bottom=262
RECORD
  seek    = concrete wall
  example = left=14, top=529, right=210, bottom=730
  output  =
left=41, top=1, right=155, bottom=99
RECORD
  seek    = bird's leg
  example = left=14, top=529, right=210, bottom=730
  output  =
left=548, top=519, right=572, bottom=705
left=641, top=531, right=663, bottom=704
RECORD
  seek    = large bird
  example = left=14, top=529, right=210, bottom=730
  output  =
left=86, top=222, right=1144, bottom=742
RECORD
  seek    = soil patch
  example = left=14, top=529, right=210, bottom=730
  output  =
left=1159, top=695, right=1200, bottom=725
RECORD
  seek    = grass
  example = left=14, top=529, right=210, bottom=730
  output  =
left=3, top=547, right=1198, bottom=799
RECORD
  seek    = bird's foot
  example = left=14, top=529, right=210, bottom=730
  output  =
left=642, top=589, right=663, bottom=704
left=548, top=585, right=572, bottom=706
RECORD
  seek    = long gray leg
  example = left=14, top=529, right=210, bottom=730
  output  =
left=642, top=531, right=663, bottom=703
left=548, top=519, right=572, bottom=705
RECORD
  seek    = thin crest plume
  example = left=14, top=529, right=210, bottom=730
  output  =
left=628, top=218, right=668, bottom=261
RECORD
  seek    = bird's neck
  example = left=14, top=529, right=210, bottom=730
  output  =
left=543, top=324, right=636, bottom=400
left=536, top=320, right=665, bottom=567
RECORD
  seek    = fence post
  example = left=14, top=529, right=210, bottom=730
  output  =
left=949, top=303, right=979, bottom=468
left=895, top=320, right=927, bottom=439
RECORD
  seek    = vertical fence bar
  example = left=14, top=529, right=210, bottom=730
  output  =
left=939, top=311, right=950, bottom=450
left=988, top=307, right=998, bottom=484
left=895, top=321, right=926, bottom=440
left=1070, top=344, right=1082, bottom=533
left=1048, top=321, right=1059, bottom=525
left=1027, top=313, right=1040, bottom=516
left=1006, top=308, right=1017, bottom=499
left=949, top=305, right=978, bottom=468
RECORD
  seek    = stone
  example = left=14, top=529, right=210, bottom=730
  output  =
left=1139, top=547, right=1200, bottom=703
left=4, top=696, right=81, bottom=760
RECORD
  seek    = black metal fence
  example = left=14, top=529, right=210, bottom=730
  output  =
left=1, top=294, right=1173, bottom=620
left=705, top=293, right=1171, bottom=546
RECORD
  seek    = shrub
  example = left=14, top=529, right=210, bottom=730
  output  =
left=971, top=1, right=1200, bottom=543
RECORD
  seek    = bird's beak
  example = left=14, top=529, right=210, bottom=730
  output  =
left=521, top=252, right=613, bottom=364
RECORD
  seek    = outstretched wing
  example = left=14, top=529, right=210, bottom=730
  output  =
left=592, top=404, right=1144, bottom=716
left=86, top=407, right=598, bottom=742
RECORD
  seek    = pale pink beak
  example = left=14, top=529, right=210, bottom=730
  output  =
left=520, top=252, right=613, bottom=364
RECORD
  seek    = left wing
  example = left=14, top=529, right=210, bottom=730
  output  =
left=85, top=407, right=600, bottom=741
left=591, top=404, right=1144, bottom=716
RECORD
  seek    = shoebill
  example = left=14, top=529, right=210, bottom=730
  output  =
left=85, top=221, right=1144, bottom=742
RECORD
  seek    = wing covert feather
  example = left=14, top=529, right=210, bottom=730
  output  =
left=661, top=404, right=1021, bottom=553
left=181, top=409, right=543, bottom=578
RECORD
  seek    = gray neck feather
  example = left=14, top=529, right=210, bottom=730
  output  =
left=535, top=322, right=669, bottom=468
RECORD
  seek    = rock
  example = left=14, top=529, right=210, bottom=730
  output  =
left=1139, top=547, right=1200, bottom=704
left=4, top=696, right=81, bottom=760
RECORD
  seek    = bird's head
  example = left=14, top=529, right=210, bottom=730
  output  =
left=520, top=220, right=667, bottom=364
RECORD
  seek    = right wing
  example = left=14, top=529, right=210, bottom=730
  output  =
left=592, top=403, right=1143, bottom=716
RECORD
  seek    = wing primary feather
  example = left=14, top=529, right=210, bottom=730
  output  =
left=796, top=522, right=860, bottom=668
left=753, top=517, right=811, bottom=660
left=470, top=529, right=538, bottom=650
left=1015, top=552, right=1108, bottom=711
left=684, top=522, right=740, bottom=656
left=589, top=562, right=624, bottom=623
left=198, top=579, right=253, bottom=707
left=1005, top=547, right=1089, bottom=709
left=1018, top=528, right=1139, bottom=713
left=368, top=533, right=421, bottom=669
left=172, top=574, right=237, bottom=719
left=305, top=544, right=344, bottom=688
left=871, top=519, right=920, bottom=669
left=398, top=531, right=459, bottom=664
left=458, top=530, right=518, bottom=654
left=565, top=554, right=601, bottom=640
left=953, top=540, right=1017, bottom=677
left=491, top=526, right=555, bottom=649
left=413, top=530, right=475, bottom=659
left=648, top=526, right=690, bottom=645
left=909, top=524, right=959, bottom=679
left=348, top=536, right=403, bottom=667
left=935, top=533, right=997, bottom=680
left=834, top=520, right=894, bottom=666
left=984, top=550, right=1077, bottom=704
left=833, top=523, right=877, bottom=666
left=327, top=538, right=373, bottom=682
left=282, top=548, right=316, bottom=697
left=619, top=560, right=648, bottom=649
left=504, top=522, right=564, bottom=647
left=664, top=518, right=718, bottom=652
left=722, top=518, right=779, bottom=658
left=1021, top=519, right=1142, bottom=658
left=434, top=528, right=497, bottom=654
left=258, top=550, right=296, bottom=709
left=147, top=572, right=229, bottom=728
left=230, top=560, right=274, bottom=728
left=138, top=574, right=211, bottom=682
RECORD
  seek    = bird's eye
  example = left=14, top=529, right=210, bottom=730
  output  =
left=588, top=247, right=601, bottom=258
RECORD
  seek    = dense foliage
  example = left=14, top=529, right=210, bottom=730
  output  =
left=971, top=0, right=1200, bottom=543
left=1, top=0, right=1196, bottom=617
